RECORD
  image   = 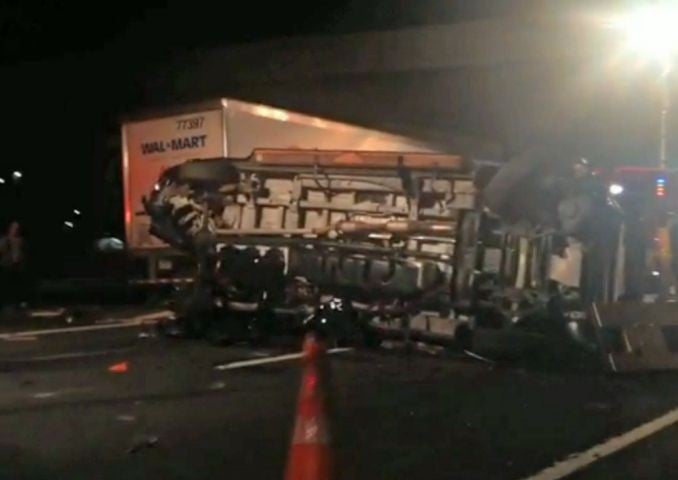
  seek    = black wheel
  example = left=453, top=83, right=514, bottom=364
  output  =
left=362, top=327, right=382, bottom=349
left=453, top=324, right=473, bottom=351
left=171, top=284, right=214, bottom=338
left=248, top=311, right=275, bottom=346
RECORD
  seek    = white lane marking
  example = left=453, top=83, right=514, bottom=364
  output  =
left=0, top=310, right=172, bottom=339
left=522, top=406, right=678, bottom=480
left=13, top=348, right=130, bottom=362
left=214, top=347, right=353, bottom=371
left=3, top=335, right=37, bottom=342
left=0, top=322, right=137, bottom=339
left=95, top=318, right=122, bottom=325
left=29, top=308, right=66, bottom=318
left=31, top=387, right=94, bottom=400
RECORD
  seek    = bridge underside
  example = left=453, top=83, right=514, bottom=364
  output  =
left=136, top=18, right=663, bottom=164
left=0, top=15, right=664, bottom=169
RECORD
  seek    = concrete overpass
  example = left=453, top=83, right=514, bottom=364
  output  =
left=0, top=12, right=663, bottom=170
left=138, top=15, right=665, bottom=165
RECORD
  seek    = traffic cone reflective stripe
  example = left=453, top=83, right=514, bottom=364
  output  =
left=285, top=334, right=332, bottom=480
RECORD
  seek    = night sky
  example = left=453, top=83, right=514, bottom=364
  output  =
left=0, top=0, right=636, bottom=276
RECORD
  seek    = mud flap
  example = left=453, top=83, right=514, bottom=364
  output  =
left=592, top=302, right=678, bottom=371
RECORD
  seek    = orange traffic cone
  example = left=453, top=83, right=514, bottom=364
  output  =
left=284, top=334, right=332, bottom=480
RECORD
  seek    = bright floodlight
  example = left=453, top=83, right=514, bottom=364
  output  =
left=64, top=221, right=74, bottom=228
left=73, top=209, right=81, bottom=216
left=609, top=183, right=624, bottom=195
left=12, top=171, right=22, bottom=180
left=611, top=3, right=678, bottom=66
left=0, top=178, right=5, bottom=184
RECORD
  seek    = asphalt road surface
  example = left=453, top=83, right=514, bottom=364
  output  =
left=1, top=307, right=678, bottom=479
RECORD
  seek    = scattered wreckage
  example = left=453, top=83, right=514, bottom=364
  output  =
left=143, top=146, right=678, bottom=370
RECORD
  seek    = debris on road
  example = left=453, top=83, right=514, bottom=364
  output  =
left=127, top=434, right=159, bottom=454
left=463, top=350, right=496, bottom=365
left=108, top=361, right=129, bottom=373
left=593, top=302, right=678, bottom=371
left=116, top=414, right=137, bottom=422
left=250, top=351, right=273, bottom=358
left=32, top=392, right=58, bottom=399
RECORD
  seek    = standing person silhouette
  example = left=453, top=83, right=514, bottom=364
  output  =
left=0, top=221, right=26, bottom=308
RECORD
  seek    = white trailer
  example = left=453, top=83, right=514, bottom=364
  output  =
left=121, top=98, right=441, bottom=280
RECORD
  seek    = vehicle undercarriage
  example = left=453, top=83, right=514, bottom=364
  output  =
left=144, top=147, right=616, bottom=357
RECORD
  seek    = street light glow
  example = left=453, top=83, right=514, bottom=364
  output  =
left=607, top=3, right=678, bottom=168
left=610, top=3, right=678, bottom=68
left=12, top=171, right=22, bottom=180
left=0, top=178, right=5, bottom=184
left=609, top=183, right=624, bottom=195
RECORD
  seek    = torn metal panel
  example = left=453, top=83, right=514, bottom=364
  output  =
left=593, top=302, right=678, bottom=371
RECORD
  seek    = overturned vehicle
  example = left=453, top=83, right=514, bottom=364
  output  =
left=144, top=146, right=626, bottom=359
